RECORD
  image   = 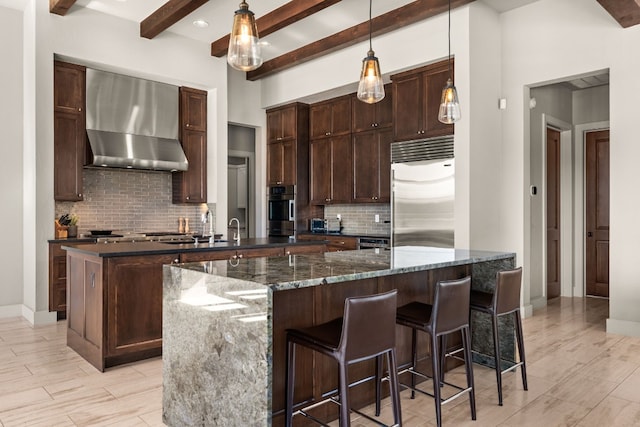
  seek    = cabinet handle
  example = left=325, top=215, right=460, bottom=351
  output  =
left=238, top=254, right=244, bottom=259
left=277, top=137, right=282, bottom=141
left=186, top=196, right=190, bottom=200
left=325, top=198, right=330, bottom=202
left=231, top=254, right=238, bottom=260
left=286, top=250, right=291, bottom=255
left=90, top=272, right=95, bottom=288
left=173, top=258, right=180, bottom=264
left=276, top=181, right=282, bottom=185
left=325, top=132, right=331, bottom=136
left=371, top=123, right=375, bottom=127
left=78, top=108, right=82, bottom=112
left=78, top=193, right=82, bottom=197
left=186, top=123, right=190, bottom=127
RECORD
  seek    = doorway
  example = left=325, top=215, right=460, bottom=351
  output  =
left=546, top=126, right=561, bottom=299
left=228, top=125, right=256, bottom=239
left=585, top=129, right=610, bottom=297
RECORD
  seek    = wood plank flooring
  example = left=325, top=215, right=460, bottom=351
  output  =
left=1, top=297, right=640, bottom=426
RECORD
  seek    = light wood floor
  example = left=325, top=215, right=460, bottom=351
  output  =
left=1, top=297, right=640, bottom=426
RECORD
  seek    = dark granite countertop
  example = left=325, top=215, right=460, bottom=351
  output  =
left=61, top=237, right=324, bottom=258
left=297, top=231, right=390, bottom=239
left=48, top=237, right=97, bottom=244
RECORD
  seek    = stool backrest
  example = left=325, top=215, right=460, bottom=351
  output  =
left=494, top=267, right=523, bottom=315
left=339, top=290, right=398, bottom=363
left=432, top=276, right=471, bottom=335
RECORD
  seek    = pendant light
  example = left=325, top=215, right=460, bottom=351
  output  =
left=227, top=1, right=263, bottom=71
left=438, top=0, right=461, bottom=124
left=357, top=0, right=385, bottom=104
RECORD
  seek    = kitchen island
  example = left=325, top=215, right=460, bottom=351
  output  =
left=62, top=237, right=326, bottom=371
left=162, top=247, right=515, bottom=426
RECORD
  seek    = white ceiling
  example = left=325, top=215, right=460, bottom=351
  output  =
left=72, top=0, right=541, bottom=61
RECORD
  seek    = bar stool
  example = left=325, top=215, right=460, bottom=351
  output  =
left=470, top=266, right=527, bottom=406
left=285, top=290, right=402, bottom=427
left=393, top=277, right=476, bottom=427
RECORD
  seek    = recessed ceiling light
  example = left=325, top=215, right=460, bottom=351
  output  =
left=193, top=19, right=209, bottom=28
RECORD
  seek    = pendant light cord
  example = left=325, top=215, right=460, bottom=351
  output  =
left=369, top=0, right=373, bottom=51
left=448, top=0, right=452, bottom=76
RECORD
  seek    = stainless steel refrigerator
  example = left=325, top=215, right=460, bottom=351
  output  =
left=391, top=138, right=455, bottom=248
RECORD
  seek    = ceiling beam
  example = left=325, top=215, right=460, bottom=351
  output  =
left=50, top=0, right=77, bottom=16
left=597, top=0, right=640, bottom=28
left=246, top=0, right=474, bottom=81
left=211, top=0, right=342, bottom=57
left=141, top=0, right=210, bottom=39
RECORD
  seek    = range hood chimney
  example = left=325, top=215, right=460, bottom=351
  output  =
left=85, top=68, right=188, bottom=172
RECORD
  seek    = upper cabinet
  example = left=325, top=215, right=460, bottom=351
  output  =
left=352, top=128, right=392, bottom=203
left=173, top=87, right=207, bottom=204
left=351, top=84, right=392, bottom=133
left=310, top=95, right=352, bottom=139
left=392, top=59, right=454, bottom=141
left=53, top=61, right=86, bottom=202
left=266, top=103, right=309, bottom=187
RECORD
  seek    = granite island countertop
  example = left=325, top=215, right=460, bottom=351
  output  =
left=176, top=246, right=515, bottom=292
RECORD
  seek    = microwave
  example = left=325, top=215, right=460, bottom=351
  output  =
left=310, top=218, right=327, bottom=233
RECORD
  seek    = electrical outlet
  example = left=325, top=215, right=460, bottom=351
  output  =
left=374, top=214, right=379, bottom=223
left=336, top=214, right=341, bottom=220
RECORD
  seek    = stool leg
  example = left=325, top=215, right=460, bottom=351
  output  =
left=439, top=334, right=447, bottom=387
left=285, top=339, right=296, bottom=427
left=375, top=355, right=382, bottom=416
left=338, top=363, right=351, bottom=427
left=491, top=314, right=503, bottom=406
left=387, top=349, right=402, bottom=427
left=514, top=310, right=528, bottom=391
left=431, top=334, right=443, bottom=427
left=462, top=326, right=476, bottom=420
left=410, top=328, right=417, bottom=399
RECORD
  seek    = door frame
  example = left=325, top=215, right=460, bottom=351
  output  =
left=228, top=149, right=255, bottom=238
left=574, top=121, right=610, bottom=298
left=541, top=114, right=573, bottom=299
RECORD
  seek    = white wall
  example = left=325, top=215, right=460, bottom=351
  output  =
left=501, top=0, right=640, bottom=336
left=13, top=1, right=229, bottom=323
left=0, top=5, right=25, bottom=316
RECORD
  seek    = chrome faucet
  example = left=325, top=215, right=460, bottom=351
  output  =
left=229, top=217, right=241, bottom=244
left=206, top=210, right=215, bottom=244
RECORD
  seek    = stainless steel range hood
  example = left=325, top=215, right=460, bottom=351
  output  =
left=85, top=69, right=188, bottom=172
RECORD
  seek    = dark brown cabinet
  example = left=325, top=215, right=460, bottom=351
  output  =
left=54, top=61, right=86, bottom=202
left=310, top=134, right=352, bottom=205
left=266, top=103, right=309, bottom=187
left=310, top=95, right=351, bottom=139
left=352, top=128, right=392, bottom=203
left=173, top=87, right=207, bottom=203
left=48, top=243, right=67, bottom=319
left=351, top=84, right=392, bottom=133
left=392, top=59, right=454, bottom=141
left=296, top=234, right=357, bottom=252
left=180, top=246, right=285, bottom=263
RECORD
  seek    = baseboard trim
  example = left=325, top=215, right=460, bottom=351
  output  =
left=20, top=306, right=58, bottom=325
left=523, top=304, right=534, bottom=318
left=531, top=296, right=547, bottom=310
left=0, top=304, right=23, bottom=319
left=607, top=318, right=640, bottom=338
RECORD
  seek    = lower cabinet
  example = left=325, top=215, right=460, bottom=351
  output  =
left=297, top=234, right=357, bottom=252
left=48, top=243, right=67, bottom=319
left=180, top=247, right=285, bottom=263
left=66, top=251, right=179, bottom=371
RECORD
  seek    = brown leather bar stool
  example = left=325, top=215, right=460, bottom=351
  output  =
left=285, top=290, right=402, bottom=427
left=393, top=277, right=476, bottom=427
left=470, top=266, right=527, bottom=406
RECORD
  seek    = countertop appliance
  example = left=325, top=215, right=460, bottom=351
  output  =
left=268, top=185, right=296, bottom=237
left=310, top=218, right=327, bottom=233
left=391, top=137, right=455, bottom=248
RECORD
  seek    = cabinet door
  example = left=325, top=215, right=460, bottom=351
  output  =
left=54, top=61, right=85, bottom=114
left=267, top=141, right=284, bottom=185
left=173, top=130, right=207, bottom=203
left=267, top=110, right=283, bottom=141
left=106, top=254, right=178, bottom=357
left=280, top=105, right=297, bottom=140
left=180, top=87, right=207, bottom=132
left=181, top=250, right=236, bottom=262
left=310, top=139, right=331, bottom=204
left=329, top=96, right=352, bottom=136
left=84, top=260, right=103, bottom=349
left=310, top=103, right=332, bottom=139
left=282, top=139, right=296, bottom=186
left=377, top=128, right=393, bottom=202
left=351, top=95, right=377, bottom=133
left=353, top=131, right=379, bottom=202
left=393, top=74, right=423, bottom=141
left=284, top=244, right=326, bottom=255
left=423, top=66, right=454, bottom=137
left=237, top=247, right=285, bottom=259
left=376, top=84, right=393, bottom=129
left=329, top=135, right=353, bottom=204
left=54, top=111, right=85, bottom=201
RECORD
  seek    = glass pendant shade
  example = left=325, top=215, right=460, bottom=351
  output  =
left=438, top=78, right=461, bottom=124
left=357, top=50, right=385, bottom=104
left=227, top=1, right=262, bottom=71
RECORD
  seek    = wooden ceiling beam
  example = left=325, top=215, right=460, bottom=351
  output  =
left=211, top=0, right=342, bottom=57
left=50, top=0, right=78, bottom=16
left=597, top=0, right=640, bottom=28
left=246, top=0, right=474, bottom=81
left=141, top=0, right=209, bottom=39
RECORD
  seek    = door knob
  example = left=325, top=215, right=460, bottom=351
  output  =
left=587, top=232, right=593, bottom=237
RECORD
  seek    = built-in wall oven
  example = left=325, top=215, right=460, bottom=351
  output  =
left=268, top=185, right=295, bottom=237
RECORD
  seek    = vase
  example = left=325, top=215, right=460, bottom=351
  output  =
left=67, top=225, right=78, bottom=238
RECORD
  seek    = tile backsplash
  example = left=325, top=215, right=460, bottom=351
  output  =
left=55, top=168, right=215, bottom=236
left=324, top=204, right=390, bottom=236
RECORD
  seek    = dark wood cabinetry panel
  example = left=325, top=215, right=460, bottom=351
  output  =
left=392, top=59, right=454, bottom=141
left=180, top=246, right=285, bottom=263
left=284, top=244, right=325, bottom=255
left=310, top=95, right=352, bottom=139
left=352, top=128, right=392, bottom=203
left=267, top=105, right=297, bottom=142
left=351, top=84, right=392, bottom=132
left=297, top=234, right=357, bottom=252
left=310, top=135, right=352, bottom=205
left=173, top=87, right=207, bottom=204
left=48, top=243, right=67, bottom=319
left=267, top=139, right=296, bottom=186
left=53, top=61, right=86, bottom=202
left=180, top=87, right=207, bottom=132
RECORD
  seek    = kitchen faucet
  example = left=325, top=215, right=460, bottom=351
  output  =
left=229, top=217, right=241, bottom=244
left=204, top=210, right=215, bottom=244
